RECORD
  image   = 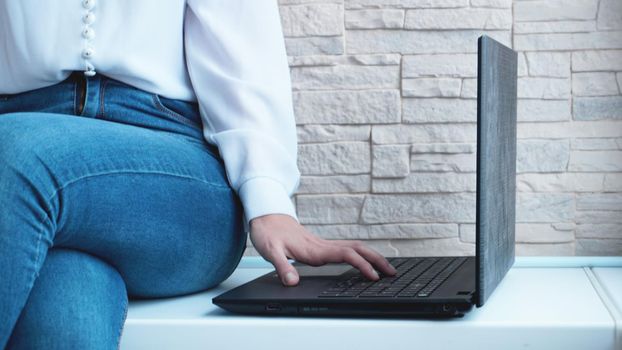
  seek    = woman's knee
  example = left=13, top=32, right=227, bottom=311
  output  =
left=6, top=249, right=128, bottom=350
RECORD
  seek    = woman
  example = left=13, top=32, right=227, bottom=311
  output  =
left=0, top=1, right=396, bottom=349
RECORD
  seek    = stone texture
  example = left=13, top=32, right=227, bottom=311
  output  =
left=276, top=0, right=622, bottom=257
left=345, top=9, right=405, bottom=29
left=368, top=224, right=459, bottom=239
left=411, top=143, right=475, bottom=154
left=517, top=99, right=571, bottom=122
left=571, top=138, right=620, bottom=150
left=577, top=211, right=622, bottom=224
left=402, top=78, right=462, bottom=97
left=289, top=54, right=401, bottom=67
left=514, top=21, right=597, bottom=34
left=597, top=0, right=622, bottom=30
left=461, top=78, right=477, bottom=98
left=517, top=52, right=528, bottom=77
left=525, top=52, right=570, bottom=78
left=385, top=238, right=475, bottom=256
left=576, top=224, right=622, bottom=239
left=459, top=224, right=475, bottom=243
left=297, top=125, right=370, bottom=143
left=373, top=124, right=477, bottom=144
left=285, top=36, right=343, bottom=56
left=518, top=77, right=570, bottom=99
left=514, top=0, right=598, bottom=22
left=294, top=90, right=401, bottom=124
left=410, top=153, right=476, bottom=172
left=471, top=0, right=511, bottom=8
left=517, top=173, right=605, bottom=192
left=516, top=140, right=570, bottom=173
left=304, top=223, right=459, bottom=239
left=402, top=54, right=477, bottom=78
left=298, top=142, right=371, bottom=175
left=347, top=29, right=511, bottom=54
left=297, top=175, right=371, bottom=194
left=345, top=0, right=469, bottom=9
left=572, top=50, right=622, bottom=71
left=280, top=4, right=343, bottom=37
left=373, top=173, right=476, bottom=193
left=577, top=193, right=622, bottom=211
left=291, top=64, right=399, bottom=90
left=297, top=195, right=365, bottom=224
left=518, top=121, right=622, bottom=139
left=361, top=193, right=475, bottom=224
left=404, top=8, right=511, bottom=29
left=516, top=243, right=576, bottom=256
left=572, top=72, right=620, bottom=97
left=576, top=239, right=622, bottom=255
left=372, top=145, right=411, bottom=178
left=515, top=223, right=575, bottom=243
left=573, top=96, right=622, bottom=120
left=569, top=151, right=622, bottom=171
left=516, top=193, right=575, bottom=223
left=604, top=174, right=622, bottom=191
left=403, top=98, right=476, bottom=123
left=514, top=31, right=622, bottom=51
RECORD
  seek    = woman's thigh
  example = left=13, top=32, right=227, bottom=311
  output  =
left=0, top=112, right=247, bottom=298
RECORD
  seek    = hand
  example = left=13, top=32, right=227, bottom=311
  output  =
left=249, top=214, right=397, bottom=286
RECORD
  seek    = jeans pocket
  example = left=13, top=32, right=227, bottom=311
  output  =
left=151, top=93, right=202, bottom=129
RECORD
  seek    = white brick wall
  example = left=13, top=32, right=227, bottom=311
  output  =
left=245, top=0, right=622, bottom=257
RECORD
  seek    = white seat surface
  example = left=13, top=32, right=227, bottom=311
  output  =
left=121, top=257, right=621, bottom=350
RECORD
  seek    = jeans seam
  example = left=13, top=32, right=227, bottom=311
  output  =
left=115, top=292, right=129, bottom=350
left=52, top=171, right=233, bottom=201
left=151, top=94, right=201, bottom=130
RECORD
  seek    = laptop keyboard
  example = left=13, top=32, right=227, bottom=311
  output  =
left=318, top=257, right=467, bottom=298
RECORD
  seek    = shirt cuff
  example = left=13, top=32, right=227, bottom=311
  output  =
left=238, top=177, right=298, bottom=232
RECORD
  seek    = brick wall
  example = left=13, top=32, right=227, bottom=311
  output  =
left=245, top=0, right=622, bottom=257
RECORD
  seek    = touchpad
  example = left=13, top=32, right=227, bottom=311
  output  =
left=295, top=263, right=353, bottom=277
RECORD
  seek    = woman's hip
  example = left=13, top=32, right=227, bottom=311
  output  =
left=0, top=112, right=246, bottom=298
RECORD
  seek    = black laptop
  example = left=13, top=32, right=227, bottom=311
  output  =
left=213, top=35, right=517, bottom=318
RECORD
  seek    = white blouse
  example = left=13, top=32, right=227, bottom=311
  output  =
left=0, top=0, right=300, bottom=228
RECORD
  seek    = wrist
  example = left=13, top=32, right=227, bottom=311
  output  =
left=250, top=213, right=298, bottom=230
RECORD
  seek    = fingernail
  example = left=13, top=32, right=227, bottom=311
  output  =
left=285, top=272, right=297, bottom=285
left=372, top=269, right=379, bottom=280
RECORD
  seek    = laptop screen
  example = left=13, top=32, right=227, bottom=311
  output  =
left=475, top=36, right=518, bottom=307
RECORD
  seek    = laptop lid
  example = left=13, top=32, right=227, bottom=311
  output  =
left=475, top=35, right=518, bottom=307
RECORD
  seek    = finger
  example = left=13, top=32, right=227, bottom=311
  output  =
left=351, top=244, right=397, bottom=276
left=321, top=246, right=379, bottom=281
left=266, top=249, right=300, bottom=286
left=332, top=240, right=396, bottom=276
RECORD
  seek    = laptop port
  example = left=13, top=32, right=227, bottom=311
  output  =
left=265, top=303, right=282, bottom=311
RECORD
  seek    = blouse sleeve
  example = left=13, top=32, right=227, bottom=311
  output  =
left=184, top=0, right=300, bottom=230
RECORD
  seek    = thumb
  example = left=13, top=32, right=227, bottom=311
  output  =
left=268, top=250, right=299, bottom=286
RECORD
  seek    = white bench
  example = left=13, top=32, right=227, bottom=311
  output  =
left=121, top=257, right=622, bottom=350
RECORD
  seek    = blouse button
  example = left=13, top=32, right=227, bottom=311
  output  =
left=82, top=28, right=95, bottom=39
left=82, top=47, right=95, bottom=59
left=83, top=12, right=96, bottom=25
left=82, top=0, right=96, bottom=10
left=84, top=63, right=96, bottom=77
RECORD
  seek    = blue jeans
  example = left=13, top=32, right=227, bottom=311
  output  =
left=0, top=72, right=247, bottom=349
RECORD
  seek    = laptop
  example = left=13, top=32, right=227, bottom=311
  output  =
left=213, top=35, right=517, bottom=317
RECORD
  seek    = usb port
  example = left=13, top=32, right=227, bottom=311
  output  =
left=265, top=303, right=281, bottom=311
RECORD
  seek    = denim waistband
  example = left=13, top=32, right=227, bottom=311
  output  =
left=0, top=72, right=207, bottom=143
